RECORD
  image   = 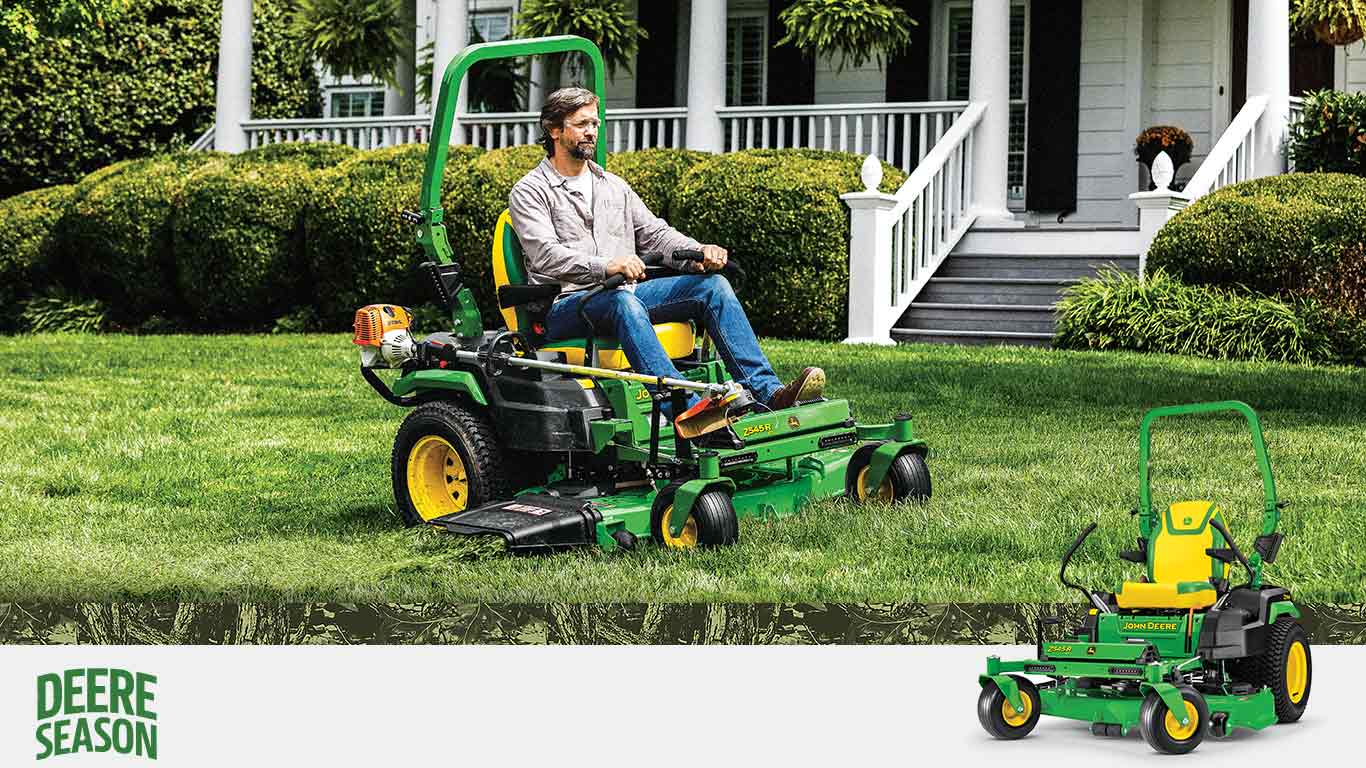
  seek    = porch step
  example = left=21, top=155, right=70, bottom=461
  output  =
left=894, top=249, right=1139, bottom=348
left=935, top=254, right=1139, bottom=280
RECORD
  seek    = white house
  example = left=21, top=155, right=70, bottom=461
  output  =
left=209, top=0, right=1343, bottom=345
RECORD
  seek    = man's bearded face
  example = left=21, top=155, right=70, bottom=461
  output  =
left=557, top=104, right=599, bottom=160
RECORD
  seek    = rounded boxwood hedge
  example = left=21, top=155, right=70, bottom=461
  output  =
left=173, top=160, right=321, bottom=328
left=606, top=148, right=713, bottom=220
left=671, top=149, right=906, bottom=340
left=303, top=143, right=486, bottom=328
left=235, top=142, right=358, bottom=169
left=59, top=151, right=228, bottom=323
left=1147, top=173, right=1366, bottom=308
left=0, top=184, right=75, bottom=330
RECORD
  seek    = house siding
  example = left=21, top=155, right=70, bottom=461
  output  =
left=1344, top=45, right=1366, bottom=92
left=1149, top=0, right=1215, bottom=183
left=1072, top=0, right=1132, bottom=224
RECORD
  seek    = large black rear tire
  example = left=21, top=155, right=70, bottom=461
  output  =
left=1232, top=617, right=1311, bottom=723
left=391, top=400, right=510, bottom=526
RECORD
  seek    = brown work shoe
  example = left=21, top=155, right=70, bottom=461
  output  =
left=767, top=366, right=826, bottom=411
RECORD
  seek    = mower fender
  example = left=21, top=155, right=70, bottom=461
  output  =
left=1139, top=682, right=1191, bottom=725
left=670, top=478, right=736, bottom=537
left=392, top=369, right=488, bottom=406
left=863, top=441, right=925, bottom=497
left=978, top=674, right=1026, bottom=715
left=1268, top=600, right=1301, bottom=623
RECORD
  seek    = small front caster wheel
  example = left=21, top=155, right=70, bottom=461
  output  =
left=977, top=675, right=1040, bottom=740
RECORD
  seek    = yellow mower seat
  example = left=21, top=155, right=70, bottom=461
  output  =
left=493, top=210, right=694, bottom=369
left=1114, top=500, right=1230, bottom=610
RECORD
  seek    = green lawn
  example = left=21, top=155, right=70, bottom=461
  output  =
left=1, top=334, right=1362, bottom=603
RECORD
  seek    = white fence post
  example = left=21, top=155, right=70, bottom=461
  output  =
left=842, top=157, right=899, bottom=345
left=1128, top=190, right=1190, bottom=280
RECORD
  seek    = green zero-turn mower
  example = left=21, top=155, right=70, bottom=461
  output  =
left=352, top=35, right=932, bottom=553
left=977, top=401, right=1308, bottom=755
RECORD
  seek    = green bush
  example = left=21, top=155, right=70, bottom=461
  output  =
left=1055, top=268, right=1366, bottom=366
left=0, top=185, right=75, bottom=331
left=59, top=151, right=228, bottom=323
left=235, top=142, right=357, bottom=169
left=304, top=143, right=486, bottom=327
left=1147, top=173, right=1366, bottom=304
left=1288, top=89, right=1366, bottom=175
left=671, top=149, right=906, bottom=340
left=0, top=0, right=320, bottom=199
left=20, top=290, right=109, bottom=334
left=606, top=148, right=713, bottom=220
left=173, top=160, right=320, bottom=328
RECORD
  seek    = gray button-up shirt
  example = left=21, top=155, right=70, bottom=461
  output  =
left=508, top=158, right=702, bottom=298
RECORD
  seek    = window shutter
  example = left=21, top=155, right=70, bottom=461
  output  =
left=1025, top=0, right=1082, bottom=212
left=635, top=1, right=679, bottom=108
left=885, top=1, right=932, bottom=103
left=766, top=0, right=815, bottom=105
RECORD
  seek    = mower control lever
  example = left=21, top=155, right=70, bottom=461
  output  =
left=1060, top=522, right=1111, bottom=613
left=1207, top=517, right=1256, bottom=583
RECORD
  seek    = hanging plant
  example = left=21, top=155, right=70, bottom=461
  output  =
left=515, top=0, right=645, bottom=82
left=291, top=0, right=407, bottom=87
left=776, top=0, right=917, bottom=73
left=1291, top=0, right=1366, bottom=45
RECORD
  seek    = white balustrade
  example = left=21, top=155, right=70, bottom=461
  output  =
left=242, top=115, right=431, bottom=150
left=1182, top=95, right=1270, bottom=199
left=718, top=101, right=970, bottom=175
left=457, top=107, right=688, bottom=152
left=842, top=102, right=985, bottom=344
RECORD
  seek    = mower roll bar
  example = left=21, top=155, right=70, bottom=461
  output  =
left=417, top=36, right=607, bottom=270
left=1138, top=400, right=1281, bottom=588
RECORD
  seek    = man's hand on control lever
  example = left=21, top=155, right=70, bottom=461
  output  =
left=605, top=253, right=646, bottom=283
left=700, top=244, right=728, bottom=272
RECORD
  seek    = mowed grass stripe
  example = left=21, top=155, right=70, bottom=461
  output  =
left=0, top=334, right=1362, bottom=603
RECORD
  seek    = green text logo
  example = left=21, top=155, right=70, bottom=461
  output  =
left=35, top=668, right=157, bottom=761
left=1121, top=620, right=1180, bottom=632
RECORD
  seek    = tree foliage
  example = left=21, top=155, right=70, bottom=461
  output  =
left=0, top=0, right=128, bottom=47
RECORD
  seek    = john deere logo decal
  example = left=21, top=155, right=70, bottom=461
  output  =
left=787, top=416, right=801, bottom=429
left=1086, top=646, right=1097, bottom=656
left=35, top=668, right=158, bottom=761
left=1122, top=620, right=1180, bottom=632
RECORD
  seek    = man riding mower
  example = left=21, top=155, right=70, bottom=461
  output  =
left=977, top=402, right=1309, bottom=755
left=351, top=36, right=933, bottom=553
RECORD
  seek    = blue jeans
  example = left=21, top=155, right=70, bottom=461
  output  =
left=545, top=274, right=784, bottom=411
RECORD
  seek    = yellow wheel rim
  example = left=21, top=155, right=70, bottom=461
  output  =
left=1001, top=690, right=1033, bottom=727
left=1287, top=641, right=1308, bottom=704
left=855, top=465, right=894, bottom=503
left=406, top=435, right=469, bottom=521
left=1163, top=700, right=1199, bottom=741
left=659, top=504, right=698, bottom=549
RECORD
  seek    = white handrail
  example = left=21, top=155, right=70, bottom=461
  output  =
left=190, top=125, right=215, bottom=151
left=842, top=102, right=986, bottom=343
left=1182, top=95, right=1268, bottom=200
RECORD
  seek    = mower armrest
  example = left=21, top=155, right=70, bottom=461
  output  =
left=498, top=283, right=561, bottom=309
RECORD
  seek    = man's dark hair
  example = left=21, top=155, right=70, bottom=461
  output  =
left=538, top=86, right=599, bottom=157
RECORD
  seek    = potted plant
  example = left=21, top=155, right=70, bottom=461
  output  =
left=1134, top=126, right=1193, bottom=190
left=1291, top=0, right=1366, bottom=46
left=292, top=0, right=408, bottom=87
left=776, top=0, right=917, bottom=73
left=516, top=0, right=645, bottom=87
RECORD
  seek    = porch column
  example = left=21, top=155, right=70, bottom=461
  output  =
left=1247, top=0, right=1290, bottom=175
left=384, top=0, right=417, bottom=116
left=529, top=57, right=548, bottom=111
left=431, top=0, right=469, bottom=138
left=213, top=0, right=253, bottom=153
left=685, top=0, right=726, bottom=152
left=968, top=0, right=1012, bottom=221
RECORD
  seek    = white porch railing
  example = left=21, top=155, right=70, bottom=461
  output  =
left=457, top=107, right=688, bottom=152
left=717, top=101, right=970, bottom=175
left=1182, top=95, right=1269, bottom=199
left=841, top=102, right=986, bottom=344
left=190, top=125, right=215, bottom=151
left=243, top=115, right=431, bottom=149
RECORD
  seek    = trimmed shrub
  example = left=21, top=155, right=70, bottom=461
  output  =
left=1288, top=89, right=1366, bottom=175
left=462, top=145, right=548, bottom=318
left=606, top=148, right=713, bottom=220
left=235, top=142, right=357, bottom=169
left=1146, top=173, right=1366, bottom=306
left=0, top=184, right=75, bottom=331
left=59, top=151, right=228, bottom=324
left=1055, top=268, right=1366, bottom=366
left=671, top=149, right=906, bottom=340
left=173, top=160, right=320, bottom=328
left=0, top=0, right=321, bottom=199
left=304, top=143, right=486, bottom=327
